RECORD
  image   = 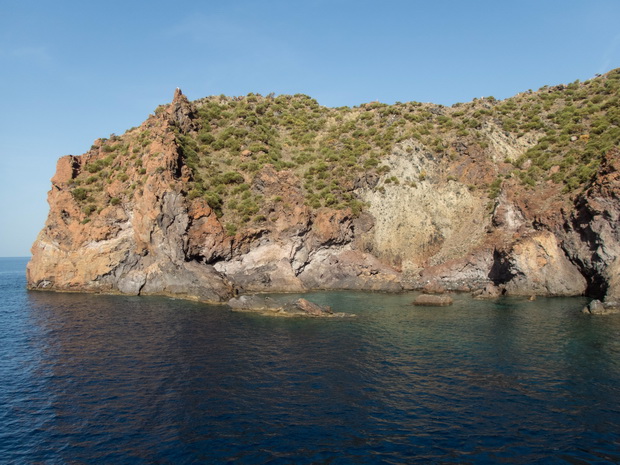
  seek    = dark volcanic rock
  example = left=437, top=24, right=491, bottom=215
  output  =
left=559, top=148, right=620, bottom=300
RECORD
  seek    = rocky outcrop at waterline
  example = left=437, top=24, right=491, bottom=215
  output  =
left=582, top=299, right=620, bottom=315
left=412, top=294, right=454, bottom=306
left=27, top=71, right=620, bottom=304
left=228, top=296, right=355, bottom=317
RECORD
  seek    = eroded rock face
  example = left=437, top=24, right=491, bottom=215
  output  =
left=490, top=231, right=587, bottom=296
left=360, top=141, right=491, bottom=275
left=559, top=149, right=620, bottom=301
left=27, top=94, right=235, bottom=303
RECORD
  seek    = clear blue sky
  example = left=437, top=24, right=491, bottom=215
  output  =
left=1, top=0, right=619, bottom=257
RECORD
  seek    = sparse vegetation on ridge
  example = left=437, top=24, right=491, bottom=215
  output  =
left=67, top=69, right=620, bottom=231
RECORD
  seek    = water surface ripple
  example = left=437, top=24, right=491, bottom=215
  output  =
left=1, top=258, right=620, bottom=464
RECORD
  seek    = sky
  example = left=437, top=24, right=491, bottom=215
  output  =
left=1, top=0, right=619, bottom=257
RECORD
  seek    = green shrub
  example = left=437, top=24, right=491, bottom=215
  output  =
left=72, top=188, right=88, bottom=201
left=204, top=192, right=223, bottom=217
left=82, top=204, right=97, bottom=216
left=220, top=171, right=245, bottom=184
left=111, top=75, right=616, bottom=237
left=488, top=177, right=503, bottom=199
left=85, top=160, right=104, bottom=173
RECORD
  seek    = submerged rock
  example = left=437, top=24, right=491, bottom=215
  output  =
left=227, top=295, right=278, bottom=311
left=412, top=294, right=454, bottom=306
left=582, top=299, right=620, bottom=315
left=283, top=298, right=333, bottom=316
left=227, top=296, right=355, bottom=318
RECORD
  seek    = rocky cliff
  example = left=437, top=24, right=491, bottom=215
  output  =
left=28, top=72, right=620, bottom=304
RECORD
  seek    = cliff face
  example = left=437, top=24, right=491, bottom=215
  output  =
left=558, top=149, right=620, bottom=300
left=27, top=73, right=620, bottom=303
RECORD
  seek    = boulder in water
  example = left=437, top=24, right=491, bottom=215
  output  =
left=582, top=299, right=620, bottom=315
left=227, top=296, right=355, bottom=318
left=412, top=294, right=453, bottom=306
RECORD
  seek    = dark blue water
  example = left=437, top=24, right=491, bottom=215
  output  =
left=1, top=258, right=620, bottom=464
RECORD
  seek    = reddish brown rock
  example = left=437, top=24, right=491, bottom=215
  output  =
left=28, top=89, right=233, bottom=303
left=422, top=281, right=447, bottom=294
left=473, top=283, right=503, bottom=300
left=51, top=156, right=80, bottom=185
left=186, top=198, right=230, bottom=262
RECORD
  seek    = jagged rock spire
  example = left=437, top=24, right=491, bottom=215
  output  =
left=173, top=87, right=183, bottom=103
left=168, top=87, right=196, bottom=132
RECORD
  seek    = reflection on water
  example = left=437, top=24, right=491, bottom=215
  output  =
left=1, top=258, right=620, bottom=463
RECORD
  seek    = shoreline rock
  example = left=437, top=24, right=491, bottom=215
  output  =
left=472, top=283, right=503, bottom=300
left=227, top=296, right=355, bottom=318
left=412, top=294, right=454, bottom=307
left=582, top=299, right=620, bottom=315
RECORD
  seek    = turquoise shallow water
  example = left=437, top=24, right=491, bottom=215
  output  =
left=1, top=257, right=620, bottom=464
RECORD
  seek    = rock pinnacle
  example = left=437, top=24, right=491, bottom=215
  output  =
left=173, top=87, right=183, bottom=102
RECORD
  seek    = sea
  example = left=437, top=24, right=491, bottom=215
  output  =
left=1, top=257, right=620, bottom=464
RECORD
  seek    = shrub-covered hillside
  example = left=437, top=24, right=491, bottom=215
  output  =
left=68, top=69, right=620, bottom=233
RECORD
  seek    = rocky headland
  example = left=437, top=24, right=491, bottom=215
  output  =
left=27, top=72, right=620, bottom=308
